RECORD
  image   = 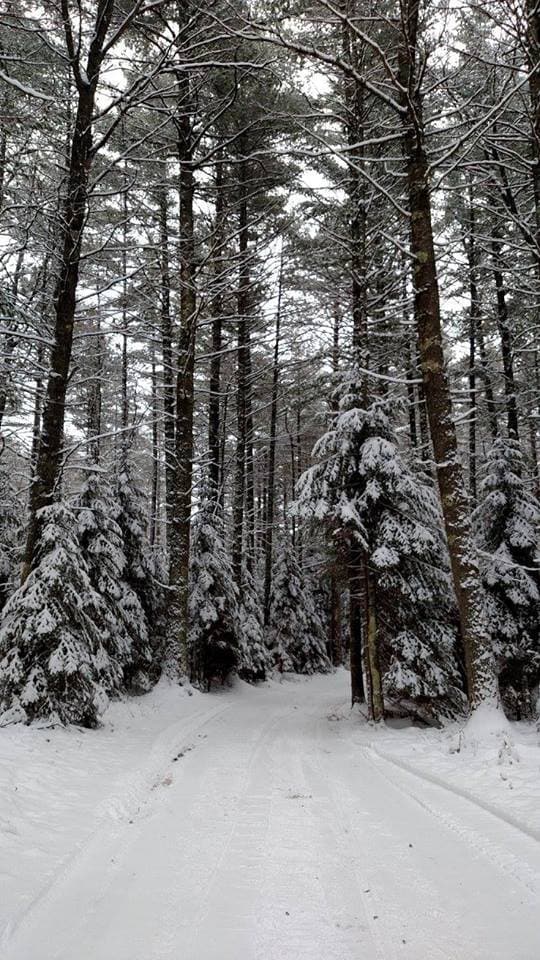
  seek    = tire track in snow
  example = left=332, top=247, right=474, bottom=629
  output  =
left=370, top=742, right=540, bottom=844
left=299, top=710, right=389, bottom=960
left=176, top=703, right=300, bottom=959
left=1, top=700, right=233, bottom=956
left=311, top=714, right=469, bottom=960
left=363, top=747, right=540, bottom=904
left=255, top=701, right=387, bottom=960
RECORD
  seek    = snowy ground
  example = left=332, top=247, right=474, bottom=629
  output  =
left=1, top=671, right=540, bottom=960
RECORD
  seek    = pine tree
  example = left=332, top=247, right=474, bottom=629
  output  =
left=0, top=463, right=22, bottom=616
left=474, top=438, right=540, bottom=718
left=236, top=564, right=271, bottom=682
left=77, top=468, right=153, bottom=694
left=0, top=503, right=114, bottom=727
left=297, top=390, right=464, bottom=721
left=269, top=532, right=331, bottom=675
left=188, top=498, right=239, bottom=689
left=115, top=466, right=163, bottom=677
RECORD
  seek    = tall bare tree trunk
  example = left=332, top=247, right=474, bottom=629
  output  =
left=150, top=343, right=159, bottom=548
left=343, top=2, right=369, bottom=705
left=348, top=551, right=365, bottom=705
left=232, top=160, right=250, bottom=586
left=476, top=316, right=499, bottom=441
left=168, top=60, right=197, bottom=676
left=244, top=324, right=256, bottom=568
left=491, top=236, right=519, bottom=440
left=158, top=183, right=176, bottom=534
left=398, top=0, right=495, bottom=707
left=120, top=166, right=129, bottom=464
left=23, top=0, right=116, bottom=581
left=208, top=158, right=225, bottom=501
left=263, top=249, right=283, bottom=624
left=87, top=308, right=103, bottom=464
left=366, top=568, right=384, bottom=722
left=465, top=187, right=480, bottom=503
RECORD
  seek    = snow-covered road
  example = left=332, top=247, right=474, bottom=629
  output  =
left=2, top=672, right=540, bottom=960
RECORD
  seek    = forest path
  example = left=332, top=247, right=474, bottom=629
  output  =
left=2, top=672, right=540, bottom=960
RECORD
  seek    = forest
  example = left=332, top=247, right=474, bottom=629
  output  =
left=0, top=0, right=539, bottom=731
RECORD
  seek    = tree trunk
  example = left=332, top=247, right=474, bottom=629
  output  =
left=120, top=168, right=129, bottom=464
left=476, top=315, right=499, bottom=441
left=244, top=323, right=256, bottom=568
left=232, top=161, right=250, bottom=586
left=343, top=1, right=370, bottom=706
left=87, top=309, right=103, bottom=464
left=465, top=187, right=479, bottom=503
left=23, top=0, right=115, bottom=580
left=491, top=236, right=519, bottom=440
left=150, top=343, right=159, bottom=548
left=208, top=158, right=225, bottom=501
left=527, top=0, right=540, bottom=260
left=366, top=567, right=384, bottom=722
left=263, top=249, right=283, bottom=624
left=158, top=183, right=176, bottom=534
left=348, top=551, right=365, bottom=705
left=168, top=63, right=197, bottom=676
left=398, top=0, right=495, bottom=707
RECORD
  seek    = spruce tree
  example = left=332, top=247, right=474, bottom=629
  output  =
left=188, top=498, right=239, bottom=689
left=0, top=463, right=22, bottom=616
left=115, top=466, right=163, bottom=676
left=77, top=468, right=153, bottom=693
left=0, top=503, right=114, bottom=727
left=269, top=532, right=331, bottom=675
left=297, top=391, right=464, bottom=721
left=474, top=438, right=540, bottom=718
left=236, top=565, right=271, bottom=682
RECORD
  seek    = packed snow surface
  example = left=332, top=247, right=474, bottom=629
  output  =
left=1, top=671, right=540, bottom=960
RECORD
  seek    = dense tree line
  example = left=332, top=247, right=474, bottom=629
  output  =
left=0, top=0, right=538, bottom=727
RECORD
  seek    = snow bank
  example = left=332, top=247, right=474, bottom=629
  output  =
left=357, top=712, right=540, bottom=843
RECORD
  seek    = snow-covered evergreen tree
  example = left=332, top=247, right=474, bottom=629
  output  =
left=474, top=438, right=540, bottom=718
left=115, top=468, right=158, bottom=616
left=188, top=498, right=239, bottom=689
left=236, top=564, right=271, bottom=682
left=269, top=532, right=331, bottom=675
left=297, top=391, right=464, bottom=721
left=0, top=464, right=22, bottom=615
left=0, top=503, right=114, bottom=727
left=115, top=466, right=163, bottom=675
left=77, top=468, right=153, bottom=693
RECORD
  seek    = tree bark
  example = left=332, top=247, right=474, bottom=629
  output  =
left=398, top=0, right=495, bottom=707
left=263, top=249, right=283, bottom=625
left=476, top=315, right=499, bottom=441
left=348, top=551, right=365, bottom=705
left=208, top=158, right=225, bottom=501
left=87, top=309, right=102, bottom=464
left=342, top=0, right=369, bottom=705
left=465, top=187, right=480, bottom=503
left=23, top=0, right=116, bottom=580
left=158, top=183, right=176, bottom=534
left=168, top=59, right=197, bottom=676
left=366, top=567, right=384, bottom=722
left=232, top=161, right=250, bottom=587
left=150, top=343, right=159, bottom=548
left=491, top=236, right=519, bottom=440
